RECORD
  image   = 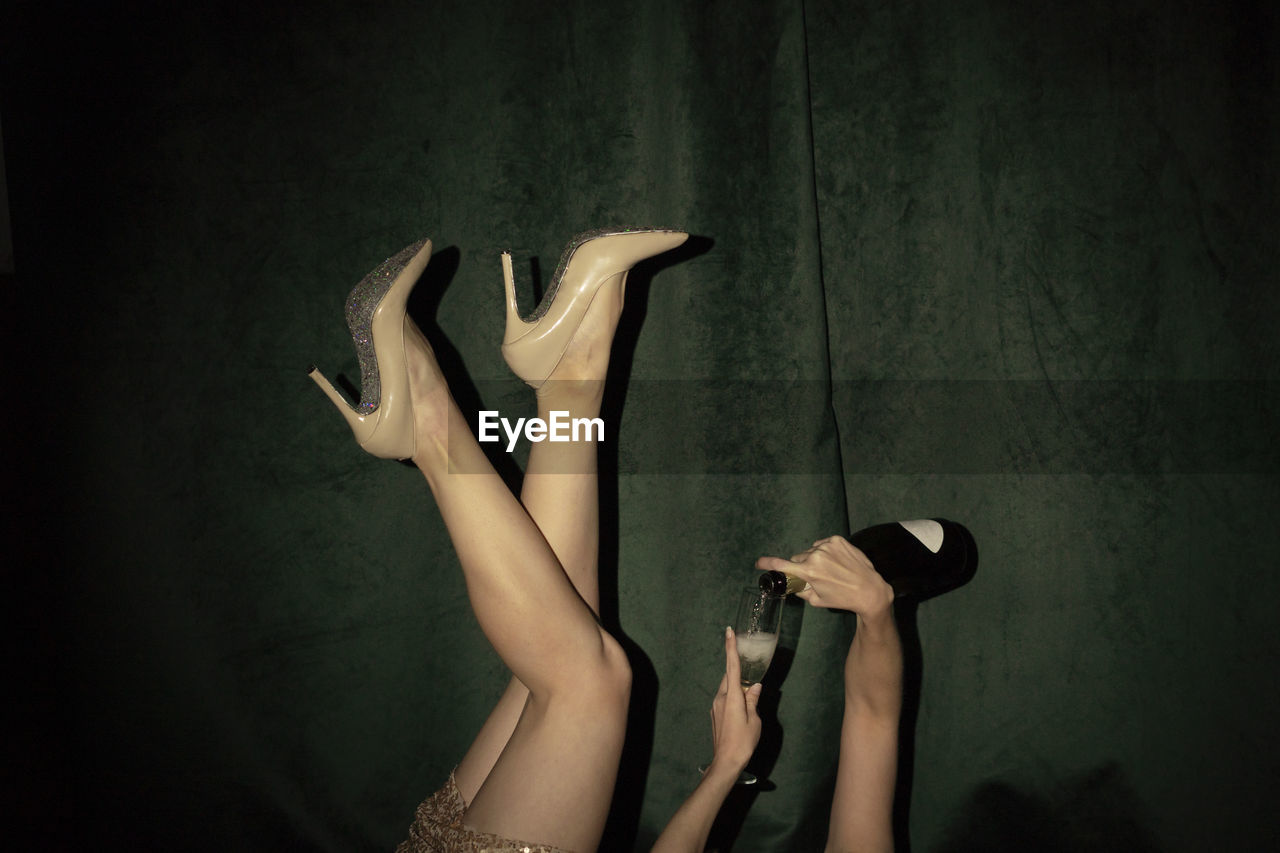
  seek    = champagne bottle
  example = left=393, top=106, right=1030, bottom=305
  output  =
left=758, top=518, right=978, bottom=600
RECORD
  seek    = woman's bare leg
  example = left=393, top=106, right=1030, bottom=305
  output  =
left=452, top=378, right=608, bottom=802
left=409, top=288, right=625, bottom=849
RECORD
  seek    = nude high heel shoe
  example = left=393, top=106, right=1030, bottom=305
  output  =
left=500, top=228, right=689, bottom=388
left=308, top=238, right=433, bottom=460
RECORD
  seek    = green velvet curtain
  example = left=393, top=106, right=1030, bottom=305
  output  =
left=6, top=0, right=1276, bottom=850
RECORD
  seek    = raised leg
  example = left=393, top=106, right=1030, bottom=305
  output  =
left=408, top=293, right=624, bottom=849
left=452, top=377, right=609, bottom=792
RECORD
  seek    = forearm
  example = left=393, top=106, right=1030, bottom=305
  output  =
left=825, top=610, right=902, bottom=853
left=845, top=610, right=902, bottom=720
left=650, top=764, right=739, bottom=853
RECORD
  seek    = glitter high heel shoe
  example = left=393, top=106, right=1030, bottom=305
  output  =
left=501, top=228, right=689, bottom=388
left=308, top=239, right=433, bottom=460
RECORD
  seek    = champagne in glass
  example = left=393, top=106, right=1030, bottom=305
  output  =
left=734, top=588, right=782, bottom=687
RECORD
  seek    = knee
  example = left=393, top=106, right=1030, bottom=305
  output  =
left=577, top=632, right=631, bottom=708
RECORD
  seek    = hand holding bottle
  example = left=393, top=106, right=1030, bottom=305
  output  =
left=758, top=519, right=977, bottom=604
left=756, top=535, right=895, bottom=617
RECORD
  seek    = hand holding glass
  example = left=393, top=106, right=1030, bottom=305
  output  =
left=700, top=588, right=783, bottom=785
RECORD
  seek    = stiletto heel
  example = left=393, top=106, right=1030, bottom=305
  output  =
left=501, top=227, right=688, bottom=387
left=309, top=238, right=433, bottom=460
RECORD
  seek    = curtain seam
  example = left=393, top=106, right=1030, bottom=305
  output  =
left=799, top=0, right=851, bottom=525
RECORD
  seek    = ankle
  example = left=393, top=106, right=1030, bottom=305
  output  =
left=408, top=386, right=465, bottom=466
left=536, top=379, right=606, bottom=414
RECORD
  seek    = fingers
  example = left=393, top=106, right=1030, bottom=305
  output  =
left=760, top=535, right=844, bottom=564
left=755, top=554, right=814, bottom=588
left=724, top=626, right=742, bottom=694
left=743, top=682, right=762, bottom=716
left=754, top=555, right=793, bottom=573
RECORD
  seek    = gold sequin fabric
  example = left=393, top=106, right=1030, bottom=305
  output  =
left=395, top=771, right=574, bottom=853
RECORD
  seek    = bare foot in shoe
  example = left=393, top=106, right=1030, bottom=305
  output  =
left=538, top=279, right=625, bottom=395
left=402, top=316, right=453, bottom=460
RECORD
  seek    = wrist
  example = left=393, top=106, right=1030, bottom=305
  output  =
left=855, top=605, right=895, bottom=635
left=704, top=756, right=747, bottom=782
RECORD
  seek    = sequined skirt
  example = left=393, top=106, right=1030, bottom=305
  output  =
left=395, top=771, right=574, bottom=853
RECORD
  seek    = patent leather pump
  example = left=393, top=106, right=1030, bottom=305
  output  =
left=501, top=228, right=688, bottom=388
left=309, top=238, right=433, bottom=460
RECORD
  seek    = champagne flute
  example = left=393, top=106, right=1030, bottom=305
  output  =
left=734, top=587, right=782, bottom=688
left=700, top=588, right=784, bottom=785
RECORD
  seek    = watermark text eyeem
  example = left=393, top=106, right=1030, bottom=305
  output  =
left=477, top=410, right=605, bottom=452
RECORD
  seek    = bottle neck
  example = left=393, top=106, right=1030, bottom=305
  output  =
left=759, top=570, right=807, bottom=596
